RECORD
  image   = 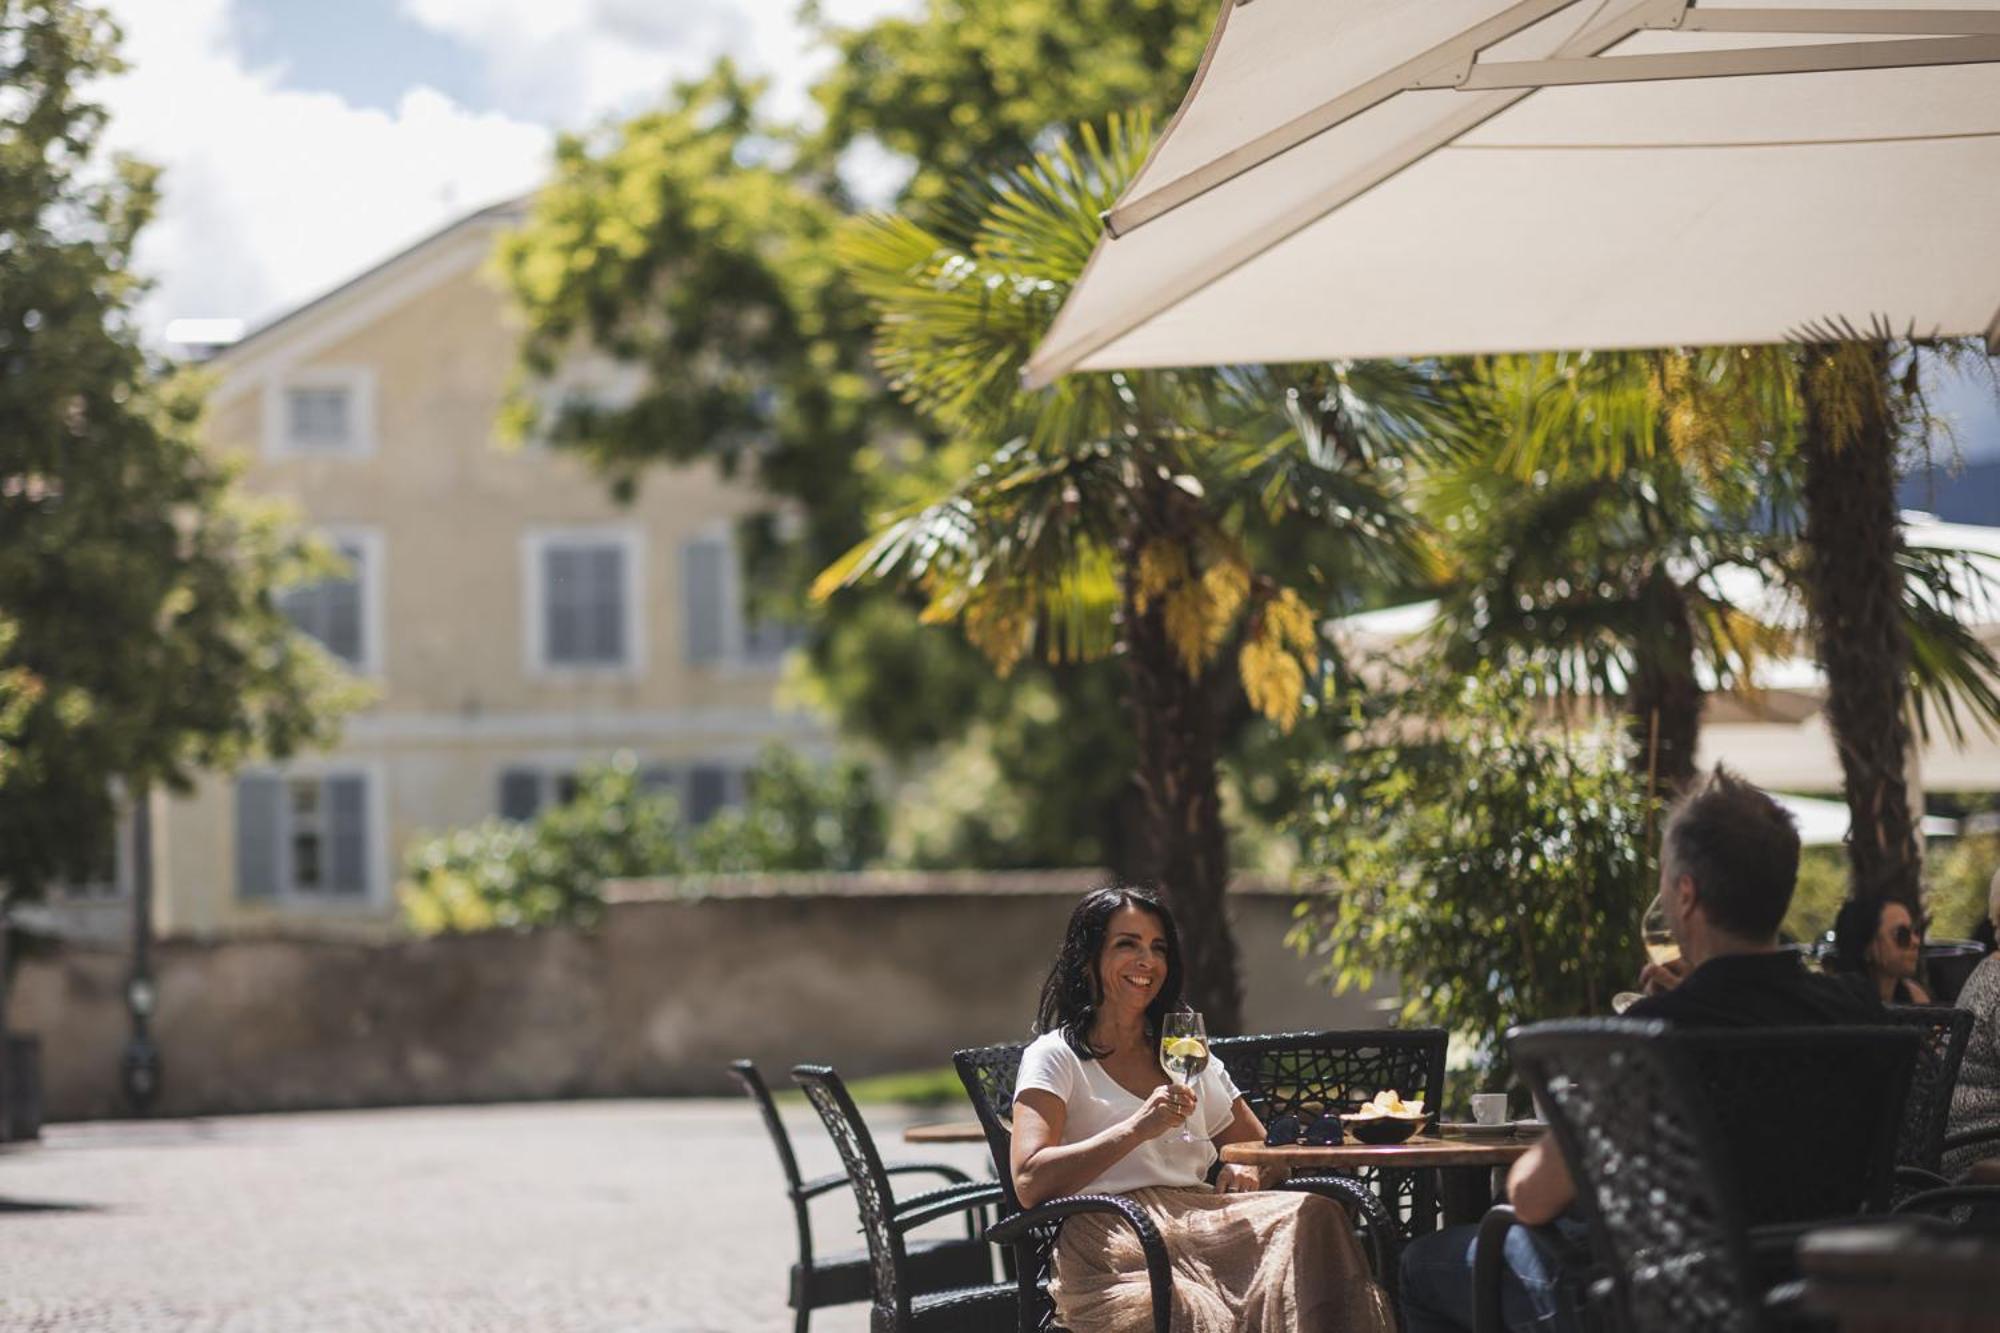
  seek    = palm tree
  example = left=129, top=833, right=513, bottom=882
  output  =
left=1421, top=351, right=1786, bottom=800
left=1430, top=344, right=2000, bottom=908
left=1791, top=337, right=2000, bottom=911
left=818, top=120, right=1461, bottom=1029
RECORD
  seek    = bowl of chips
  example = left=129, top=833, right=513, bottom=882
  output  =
left=1340, top=1090, right=1428, bottom=1144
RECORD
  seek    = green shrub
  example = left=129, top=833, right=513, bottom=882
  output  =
left=400, top=746, right=884, bottom=934
left=1290, top=667, right=1655, bottom=1082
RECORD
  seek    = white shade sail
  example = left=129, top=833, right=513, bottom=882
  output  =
left=1025, top=0, right=2000, bottom=387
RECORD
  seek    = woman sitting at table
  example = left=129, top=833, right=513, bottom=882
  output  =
left=1831, top=896, right=1933, bottom=1004
left=1012, top=884, right=1392, bottom=1333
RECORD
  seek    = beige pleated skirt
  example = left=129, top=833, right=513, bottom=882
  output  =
left=1048, top=1185, right=1396, bottom=1333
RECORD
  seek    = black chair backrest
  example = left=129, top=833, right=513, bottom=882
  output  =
left=729, top=1059, right=806, bottom=1197
left=793, top=1064, right=909, bottom=1329
left=1209, top=1027, right=1448, bottom=1130
left=1211, top=1027, right=1447, bottom=1232
left=1924, top=940, right=1989, bottom=1006
left=953, top=1043, right=1027, bottom=1209
left=1511, top=1020, right=1920, bottom=1333
left=1883, top=1005, right=1975, bottom=1176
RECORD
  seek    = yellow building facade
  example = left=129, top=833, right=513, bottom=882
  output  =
left=118, top=198, right=821, bottom=937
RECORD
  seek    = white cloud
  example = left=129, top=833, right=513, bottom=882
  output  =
left=91, top=0, right=921, bottom=347
left=398, top=0, right=921, bottom=124
left=98, top=0, right=551, bottom=343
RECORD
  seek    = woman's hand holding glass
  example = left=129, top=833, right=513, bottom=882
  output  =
left=1130, top=1081, right=1198, bottom=1140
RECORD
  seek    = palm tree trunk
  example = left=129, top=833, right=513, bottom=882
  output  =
left=1626, top=571, right=1701, bottom=800
left=1797, top=342, right=1921, bottom=910
left=1118, top=555, right=1243, bottom=1035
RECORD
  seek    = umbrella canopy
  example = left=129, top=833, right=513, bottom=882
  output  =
left=1025, top=0, right=2000, bottom=387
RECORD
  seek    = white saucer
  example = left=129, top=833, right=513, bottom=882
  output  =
left=1444, top=1121, right=1517, bottom=1138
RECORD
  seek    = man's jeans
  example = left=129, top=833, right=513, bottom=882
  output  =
left=1399, top=1216, right=1591, bottom=1333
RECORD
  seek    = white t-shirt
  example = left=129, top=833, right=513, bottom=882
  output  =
left=1014, top=1029, right=1244, bottom=1195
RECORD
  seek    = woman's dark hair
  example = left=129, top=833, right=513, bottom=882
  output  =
left=1831, top=898, right=1890, bottom=974
left=1035, top=884, right=1183, bottom=1060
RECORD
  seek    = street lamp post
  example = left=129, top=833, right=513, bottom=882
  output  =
left=121, top=789, right=161, bottom=1115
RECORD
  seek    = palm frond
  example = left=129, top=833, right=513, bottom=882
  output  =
left=1899, top=544, right=2000, bottom=745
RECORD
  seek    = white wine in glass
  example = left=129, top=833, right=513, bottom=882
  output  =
left=1642, top=892, right=1681, bottom=967
left=1159, top=1010, right=1209, bottom=1145
left=1613, top=893, right=1682, bottom=1013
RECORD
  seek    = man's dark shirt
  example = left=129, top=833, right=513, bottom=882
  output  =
left=1625, top=949, right=1883, bottom=1026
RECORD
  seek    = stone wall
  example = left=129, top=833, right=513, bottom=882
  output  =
left=15, top=875, right=1383, bottom=1122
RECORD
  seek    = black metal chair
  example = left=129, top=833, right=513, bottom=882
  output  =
left=730, top=1059, right=996, bottom=1332
left=1922, top=939, right=1988, bottom=1006
left=1211, top=1026, right=1449, bottom=1238
left=790, top=1064, right=1015, bottom=1333
left=1882, top=1005, right=1975, bottom=1196
left=1472, top=1020, right=1921, bottom=1333
left=952, top=1039, right=1404, bottom=1333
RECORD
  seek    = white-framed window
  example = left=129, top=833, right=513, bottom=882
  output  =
left=682, top=528, right=805, bottom=671
left=54, top=810, right=132, bottom=901
left=497, top=767, right=583, bottom=822
left=279, top=528, right=383, bottom=674
left=522, top=528, right=644, bottom=676
left=263, top=367, right=377, bottom=458
left=235, top=768, right=381, bottom=904
left=496, top=760, right=741, bottom=824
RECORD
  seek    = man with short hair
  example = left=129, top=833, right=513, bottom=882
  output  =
left=1400, top=767, right=1879, bottom=1333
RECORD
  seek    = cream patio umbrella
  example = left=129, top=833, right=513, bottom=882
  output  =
left=1024, top=0, right=2000, bottom=387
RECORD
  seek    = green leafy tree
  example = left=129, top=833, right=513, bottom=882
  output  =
left=0, top=0, right=355, bottom=908
left=820, top=120, right=1459, bottom=1030
left=1293, top=667, right=1654, bottom=1078
left=493, top=64, right=1150, bottom=870
left=690, top=746, right=886, bottom=873
left=807, top=0, right=1215, bottom=203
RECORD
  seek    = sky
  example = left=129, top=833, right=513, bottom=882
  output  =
left=96, top=0, right=914, bottom=345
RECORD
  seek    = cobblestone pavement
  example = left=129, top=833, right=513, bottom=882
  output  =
left=0, top=1100, right=995, bottom=1332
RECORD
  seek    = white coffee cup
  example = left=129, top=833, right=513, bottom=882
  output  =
left=1471, top=1093, right=1509, bottom=1126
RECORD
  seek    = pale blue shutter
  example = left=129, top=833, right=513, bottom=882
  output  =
left=499, top=769, right=541, bottom=822
left=322, top=543, right=364, bottom=666
left=279, top=582, right=325, bottom=645
left=326, top=776, right=368, bottom=897
left=544, top=546, right=582, bottom=664
left=587, top=545, right=624, bottom=664
left=235, top=776, right=281, bottom=899
left=687, top=764, right=730, bottom=825
left=683, top=540, right=727, bottom=665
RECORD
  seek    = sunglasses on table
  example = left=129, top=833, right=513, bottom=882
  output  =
left=1263, top=1113, right=1343, bottom=1147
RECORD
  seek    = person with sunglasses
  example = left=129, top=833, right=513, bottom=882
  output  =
left=1832, top=897, right=1934, bottom=1005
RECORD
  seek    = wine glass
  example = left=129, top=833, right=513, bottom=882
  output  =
left=1642, top=892, right=1681, bottom=968
left=1159, top=1010, right=1209, bottom=1145
left=1612, top=893, right=1681, bottom=1013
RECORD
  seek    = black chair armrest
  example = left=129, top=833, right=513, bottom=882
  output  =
left=883, top=1160, right=976, bottom=1186
left=798, top=1161, right=976, bottom=1202
left=988, top=1193, right=1172, bottom=1333
left=1275, top=1175, right=1403, bottom=1289
left=891, top=1182, right=1007, bottom=1232
left=1472, top=1204, right=1520, bottom=1333
left=1892, top=1184, right=2000, bottom=1218
left=795, top=1170, right=853, bottom=1201
left=1895, top=1165, right=1950, bottom=1193
left=1942, top=1122, right=2000, bottom=1156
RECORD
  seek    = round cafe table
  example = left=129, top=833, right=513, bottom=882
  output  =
left=903, top=1119, right=989, bottom=1145
left=1221, top=1135, right=1534, bottom=1228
